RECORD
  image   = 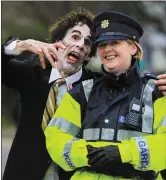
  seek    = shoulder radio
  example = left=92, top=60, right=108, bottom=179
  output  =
left=124, top=73, right=158, bottom=130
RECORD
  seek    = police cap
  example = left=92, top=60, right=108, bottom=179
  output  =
left=93, top=11, right=144, bottom=43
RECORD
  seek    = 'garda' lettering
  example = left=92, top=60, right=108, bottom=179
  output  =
left=135, top=137, right=150, bottom=170
left=63, top=137, right=79, bottom=169
left=63, top=151, right=75, bottom=168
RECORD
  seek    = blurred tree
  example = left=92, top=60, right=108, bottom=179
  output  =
left=2, top=1, right=166, bottom=42
left=1, top=1, right=166, bottom=125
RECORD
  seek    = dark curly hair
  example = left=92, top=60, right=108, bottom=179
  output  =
left=48, top=7, right=97, bottom=60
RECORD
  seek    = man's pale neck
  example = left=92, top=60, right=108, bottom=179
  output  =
left=57, top=68, right=78, bottom=78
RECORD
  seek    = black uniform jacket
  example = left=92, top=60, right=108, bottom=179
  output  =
left=2, top=37, right=100, bottom=180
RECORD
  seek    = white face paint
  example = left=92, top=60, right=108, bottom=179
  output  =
left=57, top=23, right=92, bottom=75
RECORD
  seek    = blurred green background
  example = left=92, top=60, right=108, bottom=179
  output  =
left=2, top=1, right=166, bottom=126
left=1, top=1, right=166, bottom=177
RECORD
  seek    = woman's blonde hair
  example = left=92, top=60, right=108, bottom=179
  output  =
left=127, top=40, right=143, bottom=61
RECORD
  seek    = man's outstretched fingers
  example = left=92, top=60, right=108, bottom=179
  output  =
left=50, top=52, right=58, bottom=63
left=157, top=74, right=166, bottom=80
left=38, top=51, right=46, bottom=69
left=49, top=46, right=59, bottom=60
left=52, top=42, right=66, bottom=50
left=42, top=47, right=56, bottom=68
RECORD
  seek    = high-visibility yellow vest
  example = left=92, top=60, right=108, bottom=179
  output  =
left=45, top=79, right=166, bottom=179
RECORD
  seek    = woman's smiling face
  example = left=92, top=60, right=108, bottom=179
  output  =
left=98, top=40, right=137, bottom=75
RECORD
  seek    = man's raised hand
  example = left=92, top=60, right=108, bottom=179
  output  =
left=16, top=39, right=66, bottom=69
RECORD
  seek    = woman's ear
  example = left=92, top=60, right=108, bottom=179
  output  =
left=131, top=43, right=137, bottom=55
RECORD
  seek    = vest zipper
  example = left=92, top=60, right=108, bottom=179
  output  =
left=113, top=102, right=123, bottom=142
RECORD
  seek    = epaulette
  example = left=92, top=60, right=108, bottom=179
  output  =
left=143, top=73, right=158, bottom=80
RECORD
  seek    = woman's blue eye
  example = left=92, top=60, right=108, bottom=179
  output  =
left=111, top=41, right=118, bottom=45
left=98, top=41, right=108, bottom=47
left=98, top=40, right=119, bottom=47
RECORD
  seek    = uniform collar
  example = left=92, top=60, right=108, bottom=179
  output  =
left=102, top=59, right=141, bottom=88
left=49, top=67, right=82, bottom=87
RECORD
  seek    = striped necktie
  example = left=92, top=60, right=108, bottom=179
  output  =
left=42, top=78, right=65, bottom=131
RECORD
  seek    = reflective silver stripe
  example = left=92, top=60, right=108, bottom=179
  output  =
left=63, top=137, right=79, bottom=169
left=160, top=116, right=166, bottom=127
left=83, top=128, right=100, bottom=140
left=101, top=128, right=114, bottom=140
left=82, top=79, right=93, bottom=101
left=48, top=117, right=80, bottom=136
left=154, top=116, right=166, bottom=133
left=142, top=79, right=155, bottom=133
left=134, top=137, right=150, bottom=170
left=83, top=128, right=114, bottom=140
left=117, top=129, right=147, bottom=141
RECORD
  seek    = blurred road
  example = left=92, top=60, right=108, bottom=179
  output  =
left=2, top=128, right=15, bottom=177
left=2, top=139, right=12, bottom=176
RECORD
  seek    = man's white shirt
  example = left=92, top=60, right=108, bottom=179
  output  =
left=49, top=67, right=82, bottom=106
left=4, top=40, right=21, bottom=55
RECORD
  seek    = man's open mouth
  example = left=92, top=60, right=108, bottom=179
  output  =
left=68, top=51, right=80, bottom=62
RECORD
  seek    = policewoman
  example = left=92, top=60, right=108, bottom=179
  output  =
left=45, top=11, right=166, bottom=180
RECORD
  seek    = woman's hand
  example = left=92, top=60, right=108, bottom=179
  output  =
left=155, top=74, right=166, bottom=96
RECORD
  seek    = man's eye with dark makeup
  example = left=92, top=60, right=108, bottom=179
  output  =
left=84, top=39, right=92, bottom=47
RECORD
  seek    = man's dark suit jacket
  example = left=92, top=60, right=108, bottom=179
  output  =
left=2, top=37, right=100, bottom=180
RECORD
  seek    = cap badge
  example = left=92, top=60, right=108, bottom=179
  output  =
left=101, top=20, right=109, bottom=28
